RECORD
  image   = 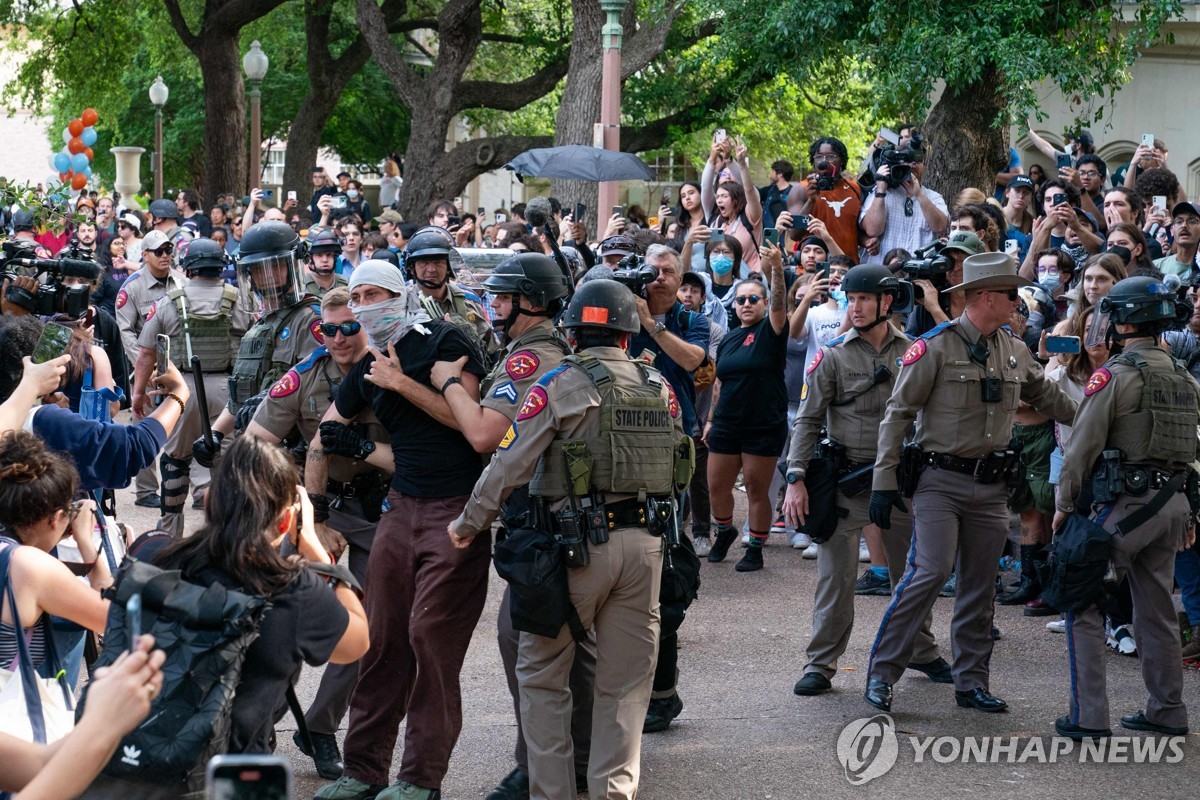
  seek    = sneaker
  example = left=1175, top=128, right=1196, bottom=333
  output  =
left=771, top=517, right=788, bottom=534
left=692, top=536, right=712, bottom=558
left=789, top=531, right=811, bottom=549
left=376, top=782, right=441, bottom=800
left=858, top=537, right=870, bottom=563
left=735, top=547, right=764, bottom=572
left=1046, top=619, right=1067, bottom=633
left=939, top=573, right=957, bottom=598
left=314, top=777, right=387, bottom=800
left=1107, top=623, right=1137, bottom=656
left=707, top=528, right=738, bottom=563
left=854, top=569, right=892, bottom=596
left=294, top=730, right=344, bottom=779
left=802, top=543, right=819, bottom=559
left=643, top=693, right=684, bottom=732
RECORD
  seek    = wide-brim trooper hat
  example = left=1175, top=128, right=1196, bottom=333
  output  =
left=944, top=252, right=1035, bottom=293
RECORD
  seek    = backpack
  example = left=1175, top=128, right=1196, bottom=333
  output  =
left=76, top=558, right=267, bottom=791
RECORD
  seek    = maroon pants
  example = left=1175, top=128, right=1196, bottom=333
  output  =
left=342, top=491, right=492, bottom=788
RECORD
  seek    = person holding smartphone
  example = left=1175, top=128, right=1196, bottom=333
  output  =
left=701, top=136, right=764, bottom=272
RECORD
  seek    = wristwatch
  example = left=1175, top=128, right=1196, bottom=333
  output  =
left=651, top=322, right=667, bottom=336
left=786, top=469, right=804, bottom=484
left=439, top=376, right=463, bottom=394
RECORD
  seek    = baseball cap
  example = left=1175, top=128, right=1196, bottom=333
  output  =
left=598, top=235, right=636, bottom=257
left=681, top=272, right=706, bottom=293
left=143, top=230, right=172, bottom=251
left=942, top=231, right=986, bottom=257
left=1171, top=201, right=1200, bottom=220
left=1008, top=176, right=1035, bottom=193
left=1072, top=208, right=1099, bottom=233
left=377, top=209, right=403, bottom=225
left=118, top=212, right=142, bottom=232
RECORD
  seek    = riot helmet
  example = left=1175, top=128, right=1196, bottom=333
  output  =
left=306, top=227, right=341, bottom=276
left=236, top=221, right=307, bottom=315
left=840, top=263, right=910, bottom=330
left=1088, top=275, right=1188, bottom=346
left=561, top=278, right=639, bottom=335
left=402, top=226, right=456, bottom=289
left=149, top=198, right=179, bottom=221
left=179, top=237, right=231, bottom=278
left=482, top=252, right=570, bottom=342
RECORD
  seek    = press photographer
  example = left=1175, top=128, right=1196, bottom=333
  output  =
left=860, top=131, right=948, bottom=264
left=788, top=137, right=862, bottom=259
left=902, top=231, right=984, bottom=335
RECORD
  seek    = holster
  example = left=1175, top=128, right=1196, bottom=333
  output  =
left=1090, top=449, right=1125, bottom=503
left=353, top=472, right=389, bottom=523
left=898, top=442, right=924, bottom=498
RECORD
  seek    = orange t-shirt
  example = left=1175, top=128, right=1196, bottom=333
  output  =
left=803, top=178, right=863, bottom=259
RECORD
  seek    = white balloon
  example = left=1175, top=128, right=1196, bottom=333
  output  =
left=46, top=172, right=62, bottom=188
left=62, top=127, right=73, bottom=144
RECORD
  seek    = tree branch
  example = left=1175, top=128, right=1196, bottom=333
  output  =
left=621, top=7, right=685, bottom=78
left=161, top=0, right=199, bottom=52
left=437, top=134, right=554, bottom=196
left=208, top=0, right=291, bottom=33
left=355, top=0, right=423, bottom=108
left=455, top=54, right=571, bottom=111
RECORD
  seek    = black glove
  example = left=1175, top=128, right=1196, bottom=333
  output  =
left=319, top=421, right=376, bottom=461
left=868, top=489, right=908, bottom=530
left=192, top=431, right=225, bottom=469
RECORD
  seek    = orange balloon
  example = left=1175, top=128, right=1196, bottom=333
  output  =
left=81, top=108, right=98, bottom=127
left=68, top=137, right=84, bottom=154
left=68, top=118, right=84, bottom=136
left=84, top=147, right=94, bottom=162
left=71, top=173, right=88, bottom=190
left=59, top=171, right=69, bottom=181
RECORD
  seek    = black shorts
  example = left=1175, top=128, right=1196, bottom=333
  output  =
left=707, top=420, right=788, bottom=458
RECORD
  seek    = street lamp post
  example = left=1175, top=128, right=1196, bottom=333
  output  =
left=148, top=75, right=169, bottom=198
left=597, top=0, right=627, bottom=220
left=242, top=40, right=269, bottom=194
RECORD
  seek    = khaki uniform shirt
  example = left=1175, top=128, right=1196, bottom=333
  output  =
left=116, top=266, right=188, bottom=365
left=423, top=281, right=499, bottom=361
left=1056, top=339, right=1200, bottom=512
left=873, top=313, right=1077, bottom=492
left=304, top=272, right=348, bottom=299
left=136, top=278, right=254, bottom=356
left=455, top=346, right=684, bottom=536
left=252, top=347, right=387, bottom=484
left=480, top=321, right=573, bottom=421
left=788, top=325, right=910, bottom=477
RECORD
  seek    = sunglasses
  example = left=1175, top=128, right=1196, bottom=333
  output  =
left=986, top=288, right=1020, bottom=301
left=149, top=244, right=174, bottom=255
left=319, top=321, right=362, bottom=337
left=734, top=295, right=763, bottom=305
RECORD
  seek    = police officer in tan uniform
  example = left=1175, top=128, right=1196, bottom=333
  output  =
left=245, top=286, right=391, bottom=776
left=404, top=226, right=498, bottom=363
left=1052, top=276, right=1200, bottom=740
left=865, top=252, right=1076, bottom=714
left=783, top=264, right=948, bottom=697
left=449, top=279, right=689, bottom=800
left=131, top=238, right=251, bottom=535
left=117, top=228, right=188, bottom=507
left=305, top=227, right=350, bottom=299
left=429, top=253, right=590, bottom=800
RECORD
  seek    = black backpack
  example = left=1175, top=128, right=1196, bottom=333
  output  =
left=77, top=558, right=267, bottom=791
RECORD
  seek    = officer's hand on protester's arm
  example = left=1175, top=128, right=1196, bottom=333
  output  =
left=447, top=520, right=472, bottom=550
left=365, top=342, right=406, bottom=393
left=783, top=480, right=809, bottom=528
left=431, top=356, right=468, bottom=389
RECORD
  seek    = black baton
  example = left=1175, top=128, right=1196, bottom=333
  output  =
left=191, top=355, right=215, bottom=450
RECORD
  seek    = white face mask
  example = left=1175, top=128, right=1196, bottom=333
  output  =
left=350, top=291, right=431, bottom=348
left=346, top=189, right=360, bottom=200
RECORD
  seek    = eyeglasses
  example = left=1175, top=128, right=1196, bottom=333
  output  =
left=62, top=500, right=84, bottom=529
left=1077, top=170, right=1101, bottom=178
left=319, top=321, right=362, bottom=337
left=734, top=295, right=763, bottom=305
left=1036, top=267, right=1060, bottom=277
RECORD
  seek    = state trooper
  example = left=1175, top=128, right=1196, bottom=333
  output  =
left=131, top=237, right=251, bottom=535
left=245, top=286, right=390, bottom=776
left=193, top=220, right=324, bottom=467
left=305, top=227, right=350, bottom=298
left=783, top=264, right=949, bottom=697
left=403, top=225, right=498, bottom=363
left=116, top=228, right=188, bottom=508
left=428, top=253, right=590, bottom=800
left=1052, top=276, right=1200, bottom=740
left=866, top=252, right=1076, bottom=714
left=449, top=279, right=691, bottom=800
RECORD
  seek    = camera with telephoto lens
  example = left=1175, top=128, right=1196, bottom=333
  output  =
left=812, top=159, right=841, bottom=191
left=2, top=243, right=95, bottom=318
left=901, top=241, right=953, bottom=301
left=611, top=254, right=658, bottom=297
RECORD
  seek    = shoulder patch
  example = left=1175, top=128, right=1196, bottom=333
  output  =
left=310, top=318, right=325, bottom=344
left=901, top=339, right=927, bottom=366
left=667, top=385, right=680, bottom=419
left=920, top=320, right=954, bottom=341
left=805, top=349, right=824, bottom=375
left=826, top=334, right=846, bottom=347
left=280, top=327, right=291, bottom=341
left=535, top=364, right=570, bottom=388
left=116, top=289, right=128, bottom=310
left=1085, top=367, right=1112, bottom=396
left=505, top=350, right=540, bottom=380
left=498, top=424, right=518, bottom=450
left=269, top=369, right=301, bottom=398
left=492, top=382, right=520, bottom=405
left=294, top=346, right=329, bottom=375
left=516, top=386, right=549, bottom=421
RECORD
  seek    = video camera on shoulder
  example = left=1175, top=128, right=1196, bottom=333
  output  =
left=2, top=241, right=98, bottom=318
left=875, top=135, right=926, bottom=188
left=900, top=241, right=952, bottom=302
left=611, top=253, right=658, bottom=297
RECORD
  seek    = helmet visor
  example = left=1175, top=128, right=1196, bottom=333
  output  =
left=1085, top=307, right=1110, bottom=348
left=239, top=252, right=302, bottom=315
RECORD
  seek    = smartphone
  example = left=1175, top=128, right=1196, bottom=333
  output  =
left=477, top=206, right=486, bottom=217
left=1141, top=133, right=1156, bottom=148
left=261, top=189, right=274, bottom=199
left=156, top=334, right=170, bottom=376
left=708, top=228, right=725, bottom=244
left=647, top=216, right=659, bottom=228
left=661, top=189, right=671, bottom=207
left=612, top=205, right=625, bottom=219
left=287, top=190, right=297, bottom=202
left=1056, top=153, right=1072, bottom=170
left=1049, top=193, right=1067, bottom=208
left=1153, top=195, right=1167, bottom=212
left=447, top=215, right=460, bottom=227
left=1004, top=239, right=1019, bottom=256
left=792, top=214, right=811, bottom=230
left=333, top=195, right=348, bottom=209
left=205, top=755, right=291, bottom=800
left=714, top=128, right=727, bottom=144
left=126, top=593, right=142, bottom=652
left=763, top=228, right=779, bottom=247
left=574, top=202, right=586, bottom=222
left=495, top=212, right=507, bottom=223
left=1046, top=335, right=1082, bottom=354
left=878, top=127, right=899, bottom=146
left=31, top=322, right=73, bottom=364
left=818, top=261, right=831, bottom=281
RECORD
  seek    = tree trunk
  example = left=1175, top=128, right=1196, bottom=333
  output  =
left=194, top=32, right=247, bottom=203
left=550, top=0, right=603, bottom=232
left=923, top=66, right=1009, bottom=202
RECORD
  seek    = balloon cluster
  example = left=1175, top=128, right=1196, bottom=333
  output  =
left=47, top=109, right=100, bottom=193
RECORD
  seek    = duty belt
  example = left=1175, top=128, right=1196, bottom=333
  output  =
left=604, top=498, right=669, bottom=529
left=326, top=478, right=363, bottom=499
left=1123, top=465, right=1182, bottom=496
left=927, top=453, right=985, bottom=477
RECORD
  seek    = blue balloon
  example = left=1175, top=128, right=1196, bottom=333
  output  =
left=81, top=126, right=97, bottom=147
left=70, top=152, right=89, bottom=172
left=54, top=151, right=71, bottom=172
left=82, top=164, right=93, bottom=178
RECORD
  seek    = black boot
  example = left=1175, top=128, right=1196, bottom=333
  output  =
left=998, top=544, right=1042, bottom=605
left=708, top=525, right=738, bottom=563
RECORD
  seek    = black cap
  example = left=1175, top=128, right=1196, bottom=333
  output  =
left=1008, top=176, right=1035, bottom=192
left=681, top=272, right=706, bottom=293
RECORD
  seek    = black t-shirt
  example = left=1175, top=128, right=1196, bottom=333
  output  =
left=714, top=316, right=788, bottom=428
left=335, top=320, right=486, bottom=496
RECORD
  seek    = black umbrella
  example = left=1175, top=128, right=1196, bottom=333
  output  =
left=504, top=145, right=655, bottom=183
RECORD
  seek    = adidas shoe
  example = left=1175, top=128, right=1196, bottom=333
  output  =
left=1107, top=623, right=1137, bottom=656
left=1045, top=618, right=1067, bottom=633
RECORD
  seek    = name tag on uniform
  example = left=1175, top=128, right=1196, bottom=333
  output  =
left=612, top=406, right=672, bottom=431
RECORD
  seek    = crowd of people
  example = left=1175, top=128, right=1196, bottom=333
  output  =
left=0, top=118, right=1198, bottom=800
